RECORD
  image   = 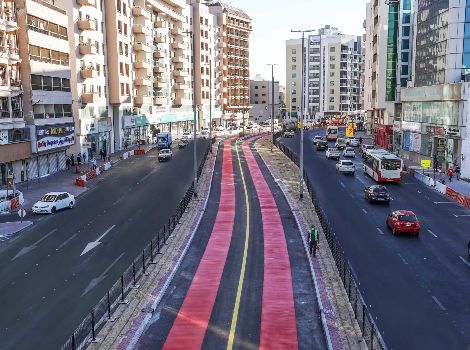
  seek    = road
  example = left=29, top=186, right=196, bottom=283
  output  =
left=0, top=139, right=209, bottom=350
left=134, top=137, right=326, bottom=349
left=281, top=129, right=470, bottom=350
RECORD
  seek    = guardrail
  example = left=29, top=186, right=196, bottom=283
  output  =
left=61, top=141, right=213, bottom=350
left=275, top=139, right=388, bottom=350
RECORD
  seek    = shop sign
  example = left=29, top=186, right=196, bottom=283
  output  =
left=425, top=126, right=444, bottom=136
left=421, top=159, right=431, bottom=168
left=401, top=121, right=421, bottom=132
left=36, top=123, right=75, bottom=151
left=445, top=127, right=460, bottom=138
left=0, top=130, right=8, bottom=145
left=411, top=133, right=421, bottom=153
left=401, top=84, right=462, bottom=102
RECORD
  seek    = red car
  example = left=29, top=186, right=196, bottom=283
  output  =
left=386, top=210, right=420, bottom=236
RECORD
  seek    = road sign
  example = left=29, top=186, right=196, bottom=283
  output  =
left=421, top=160, right=431, bottom=168
left=18, top=209, right=26, bottom=223
left=346, top=127, right=354, bottom=137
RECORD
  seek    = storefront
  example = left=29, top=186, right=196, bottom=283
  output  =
left=374, top=124, right=393, bottom=150
left=80, top=118, right=112, bottom=159
left=123, top=115, right=149, bottom=145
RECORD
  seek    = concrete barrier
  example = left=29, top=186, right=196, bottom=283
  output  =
left=75, top=162, right=111, bottom=187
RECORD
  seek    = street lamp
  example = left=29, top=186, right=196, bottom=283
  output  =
left=202, top=61, right=213, bottom=152
left=267, top=63, right=278, bottom=151
left=291, top=28, right=314, bottom=199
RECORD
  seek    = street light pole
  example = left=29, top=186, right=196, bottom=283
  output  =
left=292, top=28, right=314, bottom=199
left=209, top=61, right=213, bottom=152
left=267, top=63, right=278, bottom=151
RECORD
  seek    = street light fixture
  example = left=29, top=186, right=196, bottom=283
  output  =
left=202, top=61, right=213, bottom=152
left=291, top=29, right=314, bottom=199
left=267, top=63, right=278, bottom=152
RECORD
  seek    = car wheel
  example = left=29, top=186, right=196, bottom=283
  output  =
left=51, top=207, right=56, bottom=214
left=69, top=202, right=74, bottom=209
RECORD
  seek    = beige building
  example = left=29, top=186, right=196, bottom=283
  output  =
left=285, top=38, right=305, bottom=119
left=0, top=0, right=28, bottom=184
left=249, top=74, right=280, bottom=121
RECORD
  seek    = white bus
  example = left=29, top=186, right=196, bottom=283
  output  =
left=326, top=126, right=339, bottom=141
left=363, top=150, right=403, bottom=183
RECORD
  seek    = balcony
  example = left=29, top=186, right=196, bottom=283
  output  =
left=155, top=20, right=165, bottom=28
left=173, top=69, right=188, bottom=77
left=219, top=98, right=227, bottom=104
left=174, top=83, right=188, bottom=90
left=79, top=43, right=97, bottom=55
left=133, top=24, right=149, bottom=35
left=154, top=36, right=166, bottom=44
left=172, top=56, right=184, bottom=64
left=173, top=96, right=185, bottom=106
left=133, top=60, right=151, bottom=70
left=133, top=42, right=150, bottom=52
left=218, top=75, right=228, bottom=82
left=82, top=92, right=99, bottom=104
left=154, top=96, right=166, bottom=105
left=78, top=19, right=97, bottom=31
left=134, top=78, right=152, bottom=86
left=80, top=67, right=98, bottom=79
left=154, top=65, right=165, bottom=73
left=171, top=42, right=185, bottom=50
left=218, top=64, right=227, bottom=71
left=154, top=80, right=167, bottom=88
left=132, top=6, right=151, bottom=19
left=134, top=95, right=152, bottom=105
left=154, top=50, right=166, bottom=59
left=218, top=42, right=227, bottom=48
left=171, top=27, right=183, bottom=36
left=77, top=0, right=96, bottom=6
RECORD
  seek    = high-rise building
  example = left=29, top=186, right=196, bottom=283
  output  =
left=285, top=38, right=305, bottom=119
left=0, top=0, right=28, bottom=184
left=249, top=74, right=280, bottom=121
left=16, top=0, right=74, bottom=180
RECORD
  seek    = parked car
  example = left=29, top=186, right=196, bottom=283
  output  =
left=32, top=192, right=75, bottom=214
left=343, top=147, right=356, bottom=158
left=178, top=139, right=189, bottom=149
left=335, top=138, right=347, bottom=150
left=336, top=160, right=355, bottom=175
left=347, top=137, right=360, bottom=147
left=364, top=185, right=390, bottom=203
left=158, top=149, right=173, bottom=162
left=284, top=131, right=295, bottom=138
left=316, top=140, right=328, bottom=151
left=386, top=210, right=420, bottom=235
left=326, top=147, right=341, bottom=160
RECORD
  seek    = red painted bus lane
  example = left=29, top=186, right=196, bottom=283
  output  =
left=163, top=138, right=236, bottom=350
left=242, top=140, right=299, bottom=349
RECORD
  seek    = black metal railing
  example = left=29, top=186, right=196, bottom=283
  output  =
left=275, top=139, right=387, bottom=350
left=61, top=142, right=212, bottom=350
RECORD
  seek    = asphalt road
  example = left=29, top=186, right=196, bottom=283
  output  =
left=280, top=129, right=470, bottom=350
left=0, top=139, right=209, bottom=350
left=136, top=138, right=326, bottom=349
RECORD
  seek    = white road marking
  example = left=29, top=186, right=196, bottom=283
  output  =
left=459, top=256, right=470, bottom=268
left=56, top=233, right=78, bottom=250
left=377, top=228, right=384, bottom=235
left=433, top=201, right=456, bottom=204
left=340, top=182, right=346, bottom=188
left=432, top=296, right=446, bottom=311
left=417, top=190, right=422, bottom=194
left=80, top=225, right=116, bottom=256
left=113, top=195, right=126, bottom=206
left=398, top=253, right=408, bottom=265
left=81, top=252, right=125, bottom=296
left=362, top=208, right=367, bottom=214
left=427, top=230, right=438, bottom=238
left=12, top=229, right=58, bottom=261
left=453, top=214, right=470, bottom=218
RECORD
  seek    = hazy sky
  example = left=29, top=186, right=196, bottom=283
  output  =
left=229, top=0, right=368, bottom=85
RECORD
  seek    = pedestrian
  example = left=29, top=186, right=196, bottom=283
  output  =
left=359, top=137, right=363, bottom=145
left=124, top=140, right=129, bottom=150
left=71, top=154, right=75, bottom=166
left=447, top=167, right=454, bottom=182
left=92, top=157, right=97, bottom=170
left=66, top=156, right=71, bottom=170
left=308, top=225, right=315, bottom=254
left=433, top=159, right=439, bottom=173
left=312, top=226, right=319, bottom=257
left=77, top=153, right=81, bottom=165
left=456, top=165, right=461, bottom=181
left=82, top=152, right=87, bottom=164
left=99, top=149, right=103, bottom=161
left=439, top=171, right=445, bottom=184
left=103, top=149, right=107, bottom=161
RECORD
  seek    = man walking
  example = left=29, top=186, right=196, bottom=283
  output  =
left=312, top=226, right=319, bottom=257
left=308, top=225, right=315, bottom=255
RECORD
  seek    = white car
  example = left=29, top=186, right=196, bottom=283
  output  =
left=158, top=149, right=173, bottom=162
left=32, top=192, right=75, bottom=214
left=343, top=147, right=356, bottom=157
left=336, top=160, right=356, bottom=175
left=312, top=136, right=323, bottom=144
left=347, top=137, right=360, bottom=147
left=182, top=131, right=192, bottom=140
left=284, top=131, right=295, bottom=138
left=215, top=125, right=226, bottom=132
left=200, top=129, right=210, bottom=138
left=326, top=147, right=340, bottom=160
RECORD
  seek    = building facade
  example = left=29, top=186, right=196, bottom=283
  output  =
left=285, top=38, right=305, bottom=119
left=249, top=74, right=280, bottom=121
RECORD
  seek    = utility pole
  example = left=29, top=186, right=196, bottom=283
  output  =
left=291, top=29, right=314, bottom=199
left=209, top=61, right=213, bottom=152
left=267, top=63, right=278, bottom=151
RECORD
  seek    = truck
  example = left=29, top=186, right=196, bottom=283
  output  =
left=156, top=133, right=172, bottom=149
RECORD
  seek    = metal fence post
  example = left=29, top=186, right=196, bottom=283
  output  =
left=89, top=309, right=100, bottom=343
left=370, top=324, right=375, bottom=349
left=119, top=275, right=128, bottom=304
left=143, top=250, right=148, bottom=276
left=157, top=231, right=161, bottom=253
left=107, top=291, right=115, bottom=322
left=131, top=262, right=140, bottom=289
left=72, top=334, right=76, bottom=350
left=362, top=304, right=366, bottom=332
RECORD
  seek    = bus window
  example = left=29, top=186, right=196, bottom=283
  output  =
left=382, top=159, right=401, bottom=170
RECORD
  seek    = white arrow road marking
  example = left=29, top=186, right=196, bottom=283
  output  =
left=340, top=182, right=346, bottom=188
left=377, top=228, right=384, bottom=235
left=459, top=256, right=470, bottom=268
left=81, top=252, right=125, bottom=297
left=80, top=225, right=116, bottom=256
left=362, top=208, right=367, bottom=214
left=12, top=229, right=58, bottom=261
left=427, top=230, right=438, bottom=238
left=432, top=296, right=446, bottom=311
left=398, top=253, right=408, bottom=265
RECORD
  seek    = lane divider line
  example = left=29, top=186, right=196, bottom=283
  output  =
left=163, top=138, right=236, bottom=350
left=226, top=138, right=251, bottom=350
left=427, top=229, right=438, bottom=238
left=459, top=256, right=470, bottom=268
left=398, top=253, right=408, bottom=265
left=432, top=296, right=446, bottom=311
left=377, top=228, right=384, bottom=235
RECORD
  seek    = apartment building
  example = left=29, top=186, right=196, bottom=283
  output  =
left=285, top=38, right=305, bottom=119
left=249, top=74, right=280, bottom=121
left=0, top=0, right=28, bottom=185
left=209, top=2, right=251, bottom=126
left=16, top=0, right=74, bottom=181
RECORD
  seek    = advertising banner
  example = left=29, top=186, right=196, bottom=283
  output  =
left=36, top=123, right=75, bottom=152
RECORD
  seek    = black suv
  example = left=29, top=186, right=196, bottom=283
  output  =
left=364, top=185, right=390, bottom=203
left=316, top=140, right=328, bottom=151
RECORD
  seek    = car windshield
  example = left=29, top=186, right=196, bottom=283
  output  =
left=342, top=161, right=353, bottom=166
left=329, top=148, right=338, bottom=151
left=382, top=159, right=401, bottom=170
left=327, top=129, right=338, bottom=135
left=346, top=148, right=354, bottom=151
left=41, top=195, right=57, bottom=202
left=157, top=136, right=167, bottom=142
left=399, top=215, right=417, bottom=222
left=373, top=188, right=388, bottom=194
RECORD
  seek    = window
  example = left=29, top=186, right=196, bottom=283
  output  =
left=330, top=64, right=335, bottom=69
left=291, top=65, right=296, bottom=70
left=292, top=49, right=296, bottom=54
left=401, top=39, right=409, bottom=50
left=401, top=52, right=409, bottom=63
left=402, top=26, right=410, bottom=37
left=292, top=73, right=296, bottom=78
left=292, top=56, right=296, bottom=62
left=329, top=105, right=335, bottom=110
left=330, top=47, right=335, bottom=52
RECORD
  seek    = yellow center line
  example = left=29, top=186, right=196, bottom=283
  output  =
left=227, top=140, right=251, bottom=350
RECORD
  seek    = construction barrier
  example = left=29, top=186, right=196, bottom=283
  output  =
left=446, top=187, right=470, bottom=209
left=0, top=190, right=24, bottom=212
left=75, top=162, right=111, bottom=187
left=134, top=149, right=145, bottom=155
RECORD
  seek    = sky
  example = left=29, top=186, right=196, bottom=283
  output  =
left=227, top=0, right=369, bottom=86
